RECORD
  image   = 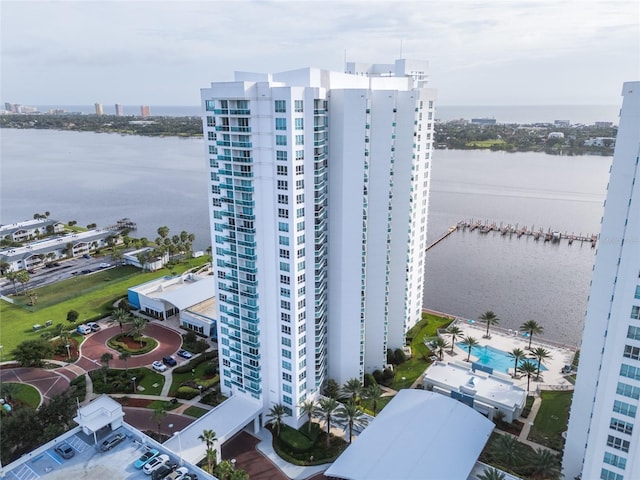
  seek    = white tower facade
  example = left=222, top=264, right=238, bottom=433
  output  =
left=563, top=81, right=640, bottom=480
left=201, top=60, right=436, bottom=427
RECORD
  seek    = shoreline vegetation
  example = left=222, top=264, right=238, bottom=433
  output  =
left=1, top=113, right=616, bottom=156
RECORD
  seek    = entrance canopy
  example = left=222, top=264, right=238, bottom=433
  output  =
left=324, top=389, right=494, bottom=480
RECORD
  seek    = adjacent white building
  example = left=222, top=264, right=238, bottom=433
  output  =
left=201, top=59, right=436, bottom=427
left=563, top=82, right=640, bottom=480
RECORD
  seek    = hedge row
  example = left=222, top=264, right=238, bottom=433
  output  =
left=173, top=350, right=217, bottom=374
left=107, top=335, right=158, bottom=355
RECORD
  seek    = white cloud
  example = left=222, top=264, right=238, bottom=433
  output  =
left=1, top=0, right=638, bottom=104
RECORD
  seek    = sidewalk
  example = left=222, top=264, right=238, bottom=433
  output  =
left=254, top=428, right=330, bottom=480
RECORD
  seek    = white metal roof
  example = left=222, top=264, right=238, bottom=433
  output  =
left=72, top=395, right=124, bottom=433
left=163, top=395, right=261, bottom=465
left=324, top=389, right=494, bottom=480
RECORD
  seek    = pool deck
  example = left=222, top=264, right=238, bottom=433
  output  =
left=444, top=320, right=576, bottom=391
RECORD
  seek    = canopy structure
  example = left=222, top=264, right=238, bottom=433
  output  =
left=324, top=389, right=494, bottom=480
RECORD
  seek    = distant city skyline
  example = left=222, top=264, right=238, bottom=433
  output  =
left=1, top=1, right=638, bottom=106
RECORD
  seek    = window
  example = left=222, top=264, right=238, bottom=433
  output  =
left=296, top=207, right=305, bottom=218
left=280, top=275, right=290, bottom=286
left=280, top=300, right=290, bottom=310
left=296, top=194, right=305, bottom=204
left=277, top=165, right=288, bottom=176
left=616, top=381, right=640, bottom=399
left=279, top=235, right=289, bottom=246
left=295, top=165, right=304, bottom=175
left=281, top=312, right=290, bottom=323
left=297, top=221, right=305, bottom=232
left=610, top=417, right=633, bottom=435
left=283, top=395, right=292, bottom=405
left=276, top=150, right=287, bottom=162
left=278, top=208, right=289, bottom=219
left=295, top=135, right=304, bottom=145
left=282, top=349, right=291, bottom=359
left=278, top=222, right=289, bottom=232
left=601, top=468, right=624, bottom=480
left=277, top=180, right=288, bottom=190
left=282, top=372, right=292, bottom=381
left=294, top=100, right=303, bottom=112
left=283, top=383, right=292, bottom=393
left=632, top=306, right=640, bottom=320
left=282, top=360, right=291, bottom=371
left=628, top=325, right=640, bottom=340
left=613, top=400, right=637, bottom=418
left=275, top=100, right=286, bottom=113
left=607, top=435, right=630, bottom=452
left=624, top=344, right=640, bottom=360
left=635, top=285, right=640, bottom=299
left=297, top=247, right=305, bottom=258
left=280, top=262, right=290, bottom=272
left=295, top=150, right=304, bottom=160
left=276, top=118, right=287, bottom=130
left=295, top=118, right=304, bottom=130
left=276, top=135, right=287, bottom=146
left=280, top=287, right=290, bottom=298
left=296, top=179, right=304, bottom=189
left=278, top=194, right=289, bottom=204
left=281, top=325, right=291, bottom=334
left=620, top=363, right=640, bottom=381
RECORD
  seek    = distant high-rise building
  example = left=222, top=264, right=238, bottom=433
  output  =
left=95, top=103, right=104, bottom=115
left=563, top=81, right=640, bottom=480
left=140, top=105, right=150, bottom=117
left=201, top=59, right=436, bottom=427
left=115, top=104, right=124, bottom=116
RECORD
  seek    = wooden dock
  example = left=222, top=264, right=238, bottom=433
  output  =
left=425, top=225, right=458, bottom=252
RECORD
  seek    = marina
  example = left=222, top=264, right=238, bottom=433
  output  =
left=426, top=219, right=598, bottom=252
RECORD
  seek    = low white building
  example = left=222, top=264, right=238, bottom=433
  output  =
left=583, top=136, right=616, bottom=147
left=423, top=361, right=527, bottom=423
left=0, top=229, right=118, bottom=272
left=127, top=272, right=217, bottom=339
left=122, top=247, right=168, bottom=271
left=0, top=219, right=65, bottom=242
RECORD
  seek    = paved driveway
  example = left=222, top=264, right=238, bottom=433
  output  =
left=222, top=432, right=288, bottom=480
left=0, top=367, right=70, bottom=405
left=78, top=323, right=183, bottom=371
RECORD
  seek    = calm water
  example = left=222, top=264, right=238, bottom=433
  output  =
left=1, top=129, right=612, bottom=345
left=33, top=104, right=621, bottom=125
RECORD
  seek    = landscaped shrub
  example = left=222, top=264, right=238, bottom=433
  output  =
left=69, top=375, right=86, bottom=402
left=521, top=395, right=535, bottom=418
left=174, top=386, right=199, bottom=400
left=203, top=363, right=217, bottom=376
left=386, top=348, right=394, bottom=364
left=364, top=373, right=376, bottom=388
left=393, top=348, right=407, bottom=365
left=173, top=351, right=216, bottom=374
left=107, top=334, right=157, bottom=355
left=279, top=424, right=315, bottom=453
left=372, top=369, right=383, bottom=384
left=89, top=367, right=146, bottom=394
left=382, top=368, right=395, bottom=385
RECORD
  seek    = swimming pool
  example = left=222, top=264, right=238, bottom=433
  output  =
left=456, top=343, right=547, bottom=374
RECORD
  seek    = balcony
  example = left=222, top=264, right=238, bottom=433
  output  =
left=229, top=109, right=251, bottom=115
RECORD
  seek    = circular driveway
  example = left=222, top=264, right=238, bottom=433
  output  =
left=77, top=322, right=183, bottom=372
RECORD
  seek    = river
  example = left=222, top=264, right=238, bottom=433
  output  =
left=0, top=129, right=611, bottom=345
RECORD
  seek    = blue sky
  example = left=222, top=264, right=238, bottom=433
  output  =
left=1, top=0, right=638, bottom=105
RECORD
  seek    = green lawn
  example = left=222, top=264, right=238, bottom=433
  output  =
left=390, top=313, right=453, bottom=390
left=4, top=383, right=42, bottom=408
left=528, top=390, right=573, bottom=451
left=360, top=395, right=394, bottom=416
left=136, top=368, right=165, bottom=395
left=168, top=361, right=213, bottom=395
left=183, top=406, right=209, bottom=418
left=0, top=258, right=210, bottom=360
left=147, top=399, right=181, bottom=411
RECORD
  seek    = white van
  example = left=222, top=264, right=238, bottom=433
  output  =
left=76, top=324, right=92, bottom=335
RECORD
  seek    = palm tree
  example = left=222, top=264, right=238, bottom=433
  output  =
left=128, top=317, right=147, bottom=346
left=447, top=325, right=463, bottom=354
left=477, top=467, right=506, bottom=480
left=334, top=402, right=369, bottom=444
left=100, top=352, right=113, bottom=369
left=119, top=351, right=131, bottom=373
left=215, top=460, right=235, bottom=480
left=529, top=347, right=552, bottom=380
left=490, top=434, right=523, bottom=470
left=479, top=310, right=500, bottom=338
left=508, top=347, right=526, bottom=378
left=520, top=320, right=544, bottom=349
left=266, top=403, right=289, bottom=438
left=152, top=406, right=168, bottom=437
left=299, top=398, right=316, bottom=434
left=315, top=397, right=339, bottom=447
left=460, top=335, right=479, bottom=362
left=112, top=307, right=131, bottom=330
left=362, top=383, right=383, bottom=416
left=526, top=447, right=561, bottom=480
left=341, top=378, right=362, bottom=403
left=518, top=360, right=538, bottom=392
left=431, top=337, right=449, bottom=360
left=198, top=429, right=218, bottom=473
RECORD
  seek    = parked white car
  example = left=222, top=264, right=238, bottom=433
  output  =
left=163, top=467, right=189, bottom=480
left=152, top=361, right=167, bottom=372
left=143, top=454, right=170, bottom=475
left=76, top=324, right=92, bottom=335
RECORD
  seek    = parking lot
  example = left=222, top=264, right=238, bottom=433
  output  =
left=10, top=426, right=203, bottom=480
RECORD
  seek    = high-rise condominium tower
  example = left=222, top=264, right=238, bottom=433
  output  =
left=115, top=103, right=124, bottom=116
left=563, top=81, right=640, bottom=479
left=94, top=102, right=104, bottom=115
left=201, top=59, right=436, bottom=427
